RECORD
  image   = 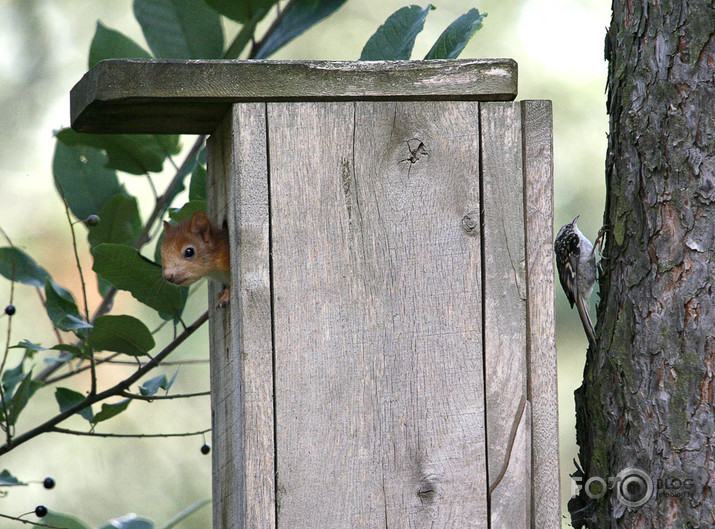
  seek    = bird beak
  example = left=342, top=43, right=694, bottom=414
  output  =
left=572, top=215, right=580, bottom=225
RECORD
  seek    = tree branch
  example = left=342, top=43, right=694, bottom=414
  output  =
left=0, top=311, right=208, bottom=455
left=250, top=0, right=300, bottom=58
left=51, top=426, right=210, bottom=439
left=120, top=390, right=210, bottom=401
left=0, top=512, right=66, bottom=529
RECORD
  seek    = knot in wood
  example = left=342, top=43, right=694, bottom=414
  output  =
left=417, top=479, right=439, bottom=504
left=462, top=210, right=480, bottom=235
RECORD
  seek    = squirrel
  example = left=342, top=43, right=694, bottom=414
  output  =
left=160, top=210, right=231, bottom=308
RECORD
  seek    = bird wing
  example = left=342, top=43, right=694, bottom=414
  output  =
left=556, top=230, right=581, bottom=308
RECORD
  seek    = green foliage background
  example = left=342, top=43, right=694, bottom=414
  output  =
left=0, top=0, right=608, bottom=527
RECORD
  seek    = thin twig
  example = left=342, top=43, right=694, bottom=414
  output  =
left=59, top=196, right=95, bottom=395
left=51, top=426, right=210, bottom=439
left=33, top=287, right=63, bottom=344
left=0, top=512, right=66, bottom=529
left=145, top=172, right=158, bottom=201
left=120, top=390, right=210, bottom=401
left=43, top=353, right=122, bottom=385
left=43, top=356, right=208, bottom=385
left=0, top=310, right=208, bottom=455
left=251, top=0, right=300, bottom=58
left=110, top=359, right=208, bottom=366
left=0, top=226, right=17, bottom=444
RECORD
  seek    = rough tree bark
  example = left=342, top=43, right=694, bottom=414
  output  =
left=574, top=0, right=714, bottom=527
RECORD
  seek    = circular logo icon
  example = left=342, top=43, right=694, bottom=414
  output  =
left=615, top=467, right=653, bottom=507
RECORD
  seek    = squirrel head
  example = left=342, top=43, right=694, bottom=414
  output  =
left=160, top=211, right=228, bottom=286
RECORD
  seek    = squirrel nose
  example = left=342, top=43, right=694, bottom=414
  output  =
left=163, top=270, right=174, bottom=283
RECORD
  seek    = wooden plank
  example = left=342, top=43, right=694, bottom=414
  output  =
left=70, top=59, right=517, bottom=133
left=207, top=103, right=275, bottom=529
left=521, top=100, right=560, bottom=528
left=480, top=101, right=530, bottom=528
left=268, top=101, right=487, bottom=527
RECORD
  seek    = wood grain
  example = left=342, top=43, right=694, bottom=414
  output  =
left=70, top=59, right=517, bottom=133
left=521, top=100, right=560, bottom=528
left=268, top=101, right=488, bottom=527
left=480, top=102, right=531, bottom=528
left=207, top=103, right=275, bottom=529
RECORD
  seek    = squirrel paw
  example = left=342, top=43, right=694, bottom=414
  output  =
left=216, top=286, right=230, bottom=309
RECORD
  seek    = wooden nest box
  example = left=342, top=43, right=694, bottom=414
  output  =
left=71, top=59, right=560, bottom=528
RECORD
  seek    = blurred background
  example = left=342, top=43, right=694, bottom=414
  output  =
left=0, top=0, right=608, bottom=527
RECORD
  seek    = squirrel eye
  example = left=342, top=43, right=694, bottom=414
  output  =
left=183, top=247, right=195, bottom=259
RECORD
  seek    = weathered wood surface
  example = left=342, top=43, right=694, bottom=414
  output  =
left=70, top=59, right=517, bottom=134
left=480, top=102, right=531, bottom=528
left=521, top=100, right=560, bottom=528
left=267, top=101, right=488, bottom=527
left=207, top=104, right=275, bottom=528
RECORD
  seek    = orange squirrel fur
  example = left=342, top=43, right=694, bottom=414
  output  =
left=160, top=211, right=231, bottom=307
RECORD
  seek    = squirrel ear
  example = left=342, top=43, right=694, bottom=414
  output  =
left=162, top=220, right=171, bottom=231
left=191, top=211, right=212, bottom=239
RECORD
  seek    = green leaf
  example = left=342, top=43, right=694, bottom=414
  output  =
left=98, top=514, right=154, bottom=529
left=157, top=135, right=182, bottom=158
left=0, top=247, right=50, bottom=287
left=56, top=129, right=181, bottom=176
left=55, top=387, right=94, bottom=422
left=168, top=200, right=207, bottom=223
left=92, top=398, right=131, bottom=425
left=360, top=4, right=434, bottom=60
left=89, top=21, right=152, bottom=68
left=7, top=370, right=38, bottom=426
left=44, top=354, right=74, bottom=366
left=162, top=499, right=210, bottom=529
left=0, top=469, right=25, bottom=486
left=87, top=315, right=155, bottom=357
left=50, top=344, right=86, bottom=356
left=2, top=361, right=26, bottom=397
left=45, top=279, right=92, bottom=334
left=189, top=163, right=206, bottom=201
left=92, top=244, right=187, bottom=319
left=10, top=340, right=47, bottom=355
left=255, top=0, right=349, bottom=59
left=87, top=194, right=142, bottom=248
left=98, top=276, right=113, bottom=298
left=53, top=141, right=122, bottom=220
left=139, top=374, right=167, bottom=396
left=41, top=510, right=92, bottom=529
left=134, top=0, right=224, bottom=59
left=223, top=13, right=262, bottom=59
left=165, top=369, right=179, bottom=392
left=424, top=8, right=485, bottom=60
left=9, top=339, right=46, bottom=360
left=204, top=0, right=276, bottom=24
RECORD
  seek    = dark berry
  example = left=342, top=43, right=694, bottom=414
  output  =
left=85, top=215, right=100, bottom=227
left=43, top=477, right=55, bottom=489
left=5, top=305, right=15, bottom=316
left=35, top=505, right=48, bottom=518
left=200, top=443, right=210, bottom=455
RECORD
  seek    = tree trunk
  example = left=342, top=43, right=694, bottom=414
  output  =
left=574, top=0, right=715, bottom=527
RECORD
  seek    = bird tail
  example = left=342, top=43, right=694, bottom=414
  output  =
left=576, top=296, right=597, bottom=349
